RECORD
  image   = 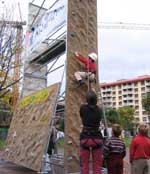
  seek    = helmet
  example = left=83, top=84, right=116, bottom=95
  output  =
left=88, top=53, right=98, bottom=61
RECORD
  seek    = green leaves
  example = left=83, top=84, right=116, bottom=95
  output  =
left=106, top=106, right=135, bottom=130
left=142, top=92, right=150, bottom=115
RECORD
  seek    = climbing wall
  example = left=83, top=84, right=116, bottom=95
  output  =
left=3, top=83, right=60, bottom=172
left=64, top=0, right=98, bottom=173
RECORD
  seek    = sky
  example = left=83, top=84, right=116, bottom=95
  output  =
left=98, top=0, right=150, bottom=82
left=1, top=0, right=150, bottom=84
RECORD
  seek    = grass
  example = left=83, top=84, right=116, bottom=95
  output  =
left=0, top=139, right=5, bottom=150
left=57, top=138, right=64, bottom=148
left=0, top=137, right=131, bottom=151
left=123, top=137, right=131, bottom=147
left=57, top=137, right=131, bottom=148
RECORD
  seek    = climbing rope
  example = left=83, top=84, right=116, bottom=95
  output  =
left=86, top=3, right=90, bottom=92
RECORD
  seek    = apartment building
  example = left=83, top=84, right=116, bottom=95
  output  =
left=100, top=75, right=150, bottom=123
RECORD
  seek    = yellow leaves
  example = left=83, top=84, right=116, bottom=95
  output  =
left=0, top=71, right=6, bottom=77
left=118, top=106, right=134, bottom=121
left=0, top=92, right=13, bottom=109
left=0, top=71, right=12, bottom=82
left=19, top=87, right=50, bottom=108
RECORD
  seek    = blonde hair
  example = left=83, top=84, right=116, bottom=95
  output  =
left=138, top=123, right=149, bottom=136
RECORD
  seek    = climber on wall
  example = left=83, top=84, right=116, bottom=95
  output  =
left=74, top=52, right=98, bottom=86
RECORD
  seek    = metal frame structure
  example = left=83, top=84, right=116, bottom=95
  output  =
left=22, top=1, right=98, bottom=173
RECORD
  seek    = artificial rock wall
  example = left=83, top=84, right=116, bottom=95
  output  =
left=3, top=83, right=59, bottom=172
left=64, top=0, right=98, bottom=173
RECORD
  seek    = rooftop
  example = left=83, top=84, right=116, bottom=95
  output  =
left=100, top=75, right=150, bottom=87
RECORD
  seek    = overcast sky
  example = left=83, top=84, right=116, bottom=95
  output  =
left=1, top=0, right=150, bottom=83
left=98, top=0, right=150, bottom=82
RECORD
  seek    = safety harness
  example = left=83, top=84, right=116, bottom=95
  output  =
left=86, top=72, right=96, bottom=83
left=80, top=126, right=103, bottom=149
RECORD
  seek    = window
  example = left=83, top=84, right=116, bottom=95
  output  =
left=128, top=88, right=132, bottom=91
left=142, top=117, right=147, bottom=122
left=135, top=111, right=139, bottom=114
left=135, top=117, right=139, bottom=121
left=112, top=91, right=116, bottom=95
left=134, top=82, right=138, bottom=86
left=119, top=102, right=122, bottom=105
left=113, top=102, right=116, bottom=106
left=141, top=87, right=145, bottom=91
left=146, top=86, right=150, bottom=90
left=134, top=88, right=138, bottom=92
left=142, top=111, right=147, bottom=115
left=141, top=81, right=145, bottom=85
left=119, top=91, right=122, bottom=94
left=112, top=97, right=116, bottom=101
left=118, top=85, right=121, bottom=89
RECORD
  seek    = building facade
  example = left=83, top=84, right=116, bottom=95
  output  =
left=100, top=75, right=150, bottom=123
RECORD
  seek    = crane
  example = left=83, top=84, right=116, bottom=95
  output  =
left=98, top=22, right=150, bottom=30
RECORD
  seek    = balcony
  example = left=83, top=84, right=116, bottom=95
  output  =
left=122, top=84, right=133, bottom=89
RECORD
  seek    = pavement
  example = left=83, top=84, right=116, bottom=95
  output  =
left=124, top=148, right=131, bottom=174
left=0, top=151, right=37, bottom=174
left=0, top=149, right=131, bottom=174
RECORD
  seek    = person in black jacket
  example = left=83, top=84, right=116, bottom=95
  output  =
left=80, top=90, right=103, bottom=174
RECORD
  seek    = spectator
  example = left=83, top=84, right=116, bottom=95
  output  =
left=130, top=123, right=150, bottom=174
left=103, top=124, right=126, bottom=174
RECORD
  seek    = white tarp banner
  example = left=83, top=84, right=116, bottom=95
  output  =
left=28, top=0, right=67, bottom=58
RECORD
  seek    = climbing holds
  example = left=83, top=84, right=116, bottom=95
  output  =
left=69, top=32, right=76, bottom=38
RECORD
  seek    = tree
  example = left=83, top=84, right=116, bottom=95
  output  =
left=118, top=106, right=135, bottom=132
left=0, top=21, right=23, bottom=99
left=0, top=98, right=12, bottom=127
left=142, top=92, right=150, bottom=123
left=142, top=92, right=150, bottom=116
left=0, top=2, right=24, bottom=101
left=105, top=108, right=120, bottom=126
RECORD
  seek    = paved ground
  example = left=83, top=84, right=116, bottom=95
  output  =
left=124, top=148, right=131, bottom=174
left=0, top=151, right=37, bottom=174
left=0, top=160, right=37, bottom=174
left=0, top=149, right=131, bottom=174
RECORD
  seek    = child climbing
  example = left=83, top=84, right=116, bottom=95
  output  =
left=74, top=52, right=97, bottom=86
